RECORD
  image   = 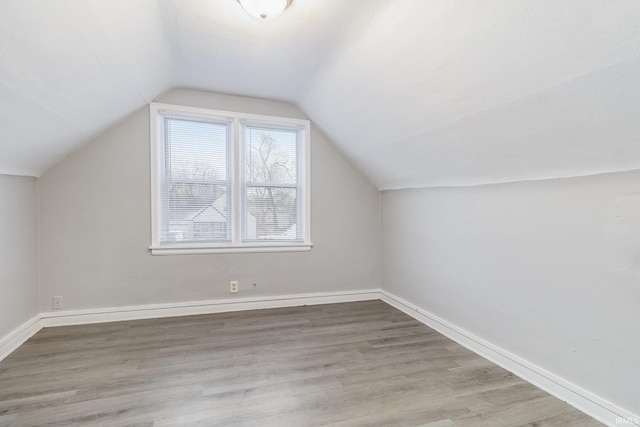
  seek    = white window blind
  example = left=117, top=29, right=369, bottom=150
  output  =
left=160, top=115, right=231, bottom=243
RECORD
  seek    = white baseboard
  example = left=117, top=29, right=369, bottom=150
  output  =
left=0, top=315, right=42, bottom=362
left=380, top=290, right=639, bottom=427
left=4, top=289, right=637, bottom=427
left=40, top=289, right=381, bottom=327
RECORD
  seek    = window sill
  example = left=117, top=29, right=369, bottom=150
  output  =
left=149, top=243, right=313, bottom=256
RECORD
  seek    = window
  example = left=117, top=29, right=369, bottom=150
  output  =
left=149, top=103, right=311, bottom=255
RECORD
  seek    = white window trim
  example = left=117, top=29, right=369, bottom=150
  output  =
left=149, top=102, right=312, bottom=255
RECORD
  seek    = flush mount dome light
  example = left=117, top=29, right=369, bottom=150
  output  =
left=238, top=0, right=292, bottom=20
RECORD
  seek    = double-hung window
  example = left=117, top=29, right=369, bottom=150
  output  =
left=149, top=103, right=311, bottom=255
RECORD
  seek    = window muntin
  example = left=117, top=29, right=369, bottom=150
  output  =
left=150, top=103, right=311, bottom=254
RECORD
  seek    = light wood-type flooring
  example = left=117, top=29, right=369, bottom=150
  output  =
left=0, top=301, right=601, bottom=426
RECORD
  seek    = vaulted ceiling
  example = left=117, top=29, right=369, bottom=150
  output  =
left=2, top=0, right=639, bottom=189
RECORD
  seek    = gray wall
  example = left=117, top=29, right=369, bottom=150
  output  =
left=381, top=171, right=640, bottom=414
left=38, top=89, right=381, bottom=311
left=0, top=175, right=39, bottom=338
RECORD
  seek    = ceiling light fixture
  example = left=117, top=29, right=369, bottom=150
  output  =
left=237, top=0, right=292, bottom=20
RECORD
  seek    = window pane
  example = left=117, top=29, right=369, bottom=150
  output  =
left=245, top=126, right=297, bottom=185
left=163, top=183, right=230, bottom=242
left=161, top=116, right=230, bottom=244
left=167, top=118, right=228, bottom=181
left=244, top=187, right=298, bottom=241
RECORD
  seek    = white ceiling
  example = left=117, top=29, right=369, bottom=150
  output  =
left=1, top=0, right=639, bottom=189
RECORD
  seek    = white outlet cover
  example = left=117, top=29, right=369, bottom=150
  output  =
left=53, top=296, right=63, bottom=309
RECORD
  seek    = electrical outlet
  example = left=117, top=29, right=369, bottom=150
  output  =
left=53, top=296, right=63, bottom=310
left=230, top=281, right=238, bottom=293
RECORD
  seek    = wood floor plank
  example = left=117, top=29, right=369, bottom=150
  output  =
left=0, top=301, right=601, bottom=426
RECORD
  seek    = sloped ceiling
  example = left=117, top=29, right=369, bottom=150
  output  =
left=1, top=0, right=639, bottom=189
